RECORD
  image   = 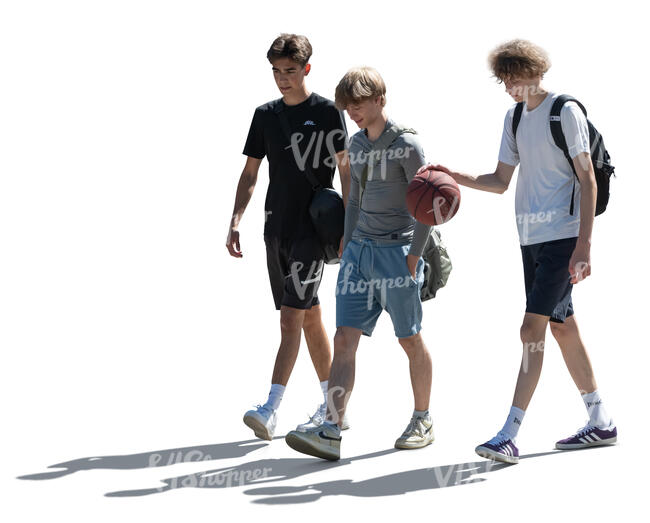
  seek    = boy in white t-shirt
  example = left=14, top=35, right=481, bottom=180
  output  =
left=432, top=39, right=617, bottom=464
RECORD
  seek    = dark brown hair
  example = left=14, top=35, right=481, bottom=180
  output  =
left=267, top=33, right=312, bottom=67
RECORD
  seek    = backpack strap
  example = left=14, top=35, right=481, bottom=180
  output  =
left=512, top=102, right=524, bottom=139
left=359, top=124, right=416, bottom=204
left=549, top=94, right=588, bottom=215
left=273, top=100, right=323, bottom=191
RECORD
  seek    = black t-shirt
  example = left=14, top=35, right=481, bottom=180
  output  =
left=243, top=92, right=348, bottom=240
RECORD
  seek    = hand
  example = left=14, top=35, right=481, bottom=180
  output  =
left=226, top=228, right=242, bottom=258
left=406, top=254, right=419, bottom=280
left=338, top=237, right=344, bottom=258
left=569, top=241, right=591, bottom=284
left=429, top=163, right=453, bottom=176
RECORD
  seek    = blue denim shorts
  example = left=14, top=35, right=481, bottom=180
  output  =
left=335, top=238, right=425, bottom=338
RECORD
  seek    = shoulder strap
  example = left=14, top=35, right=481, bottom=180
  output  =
left=273, top=101, right=322, bottom=191
left=359, top=124, right=416, bottom=200
left=512, top=102, right=524, bottom=139
left=549, top=95, right=588, bottom=215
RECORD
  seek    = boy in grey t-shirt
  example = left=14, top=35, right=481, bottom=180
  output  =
left=284, top=67, right=435, bottom=460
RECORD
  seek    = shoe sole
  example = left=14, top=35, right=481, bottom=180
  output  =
left=556, top=436, right=617, bottom=450
left=475, top=445, right=519, bottom=464
left=394, top=434, right=435, bottom=449
left=243, top=413, right=272, bottom=441
left=285, top=432, right=340, bottom=461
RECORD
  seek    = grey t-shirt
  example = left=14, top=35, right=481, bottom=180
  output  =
left=343, top=118, right=431, bottom=257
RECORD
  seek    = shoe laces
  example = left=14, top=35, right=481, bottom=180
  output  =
left=255, top=404, right=274, bottom=417
left=306, top=401, right=327, bottom=424
left=488, top=431, right=512, bottom=446
left=574, top=421, right=593, bottom=437
left=404, top=415, right=426, bottom=437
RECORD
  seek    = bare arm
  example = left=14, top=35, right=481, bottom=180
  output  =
left=431, top=161, right=516, bottom=194
left=335, top=149, right=351, bottom=207
left=226, top=156, right=262, bottom=258
left=568, top=152, right=597, bottom=283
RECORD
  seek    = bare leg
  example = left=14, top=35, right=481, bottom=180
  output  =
left=550, top=315, right=597, bottom=394
left=326, top=326, right=363, bottom=427
left=512, top=312, right=550, bottom=410
left=302, top=304, right=332, bottom=383
left=398, top=332, right=432, bottom=411
left=270, top=305, right=306, bottom=386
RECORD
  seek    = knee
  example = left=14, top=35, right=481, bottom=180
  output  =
left=519, top=321, right=543, bottom=347
left=549, top=320, right=574, bottom=341
left=398, top=333, right=424, bottom=355
left=333, top=328, right=358, bottom=356
left=280, top=309, right=304, bottom=334
left=302, top=306, right=321, bottom=331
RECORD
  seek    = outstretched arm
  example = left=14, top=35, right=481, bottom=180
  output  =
left=430, top=161, right=516, bottom=194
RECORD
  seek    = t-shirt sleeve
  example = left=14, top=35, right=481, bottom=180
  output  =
left=560, top=102, right=591, bottom=159
left=328, top=106, right=348, bottom=154
left=398, top=133, right=432, bottom=257
left=498, top=107, right=520, bottom=167
left=242, top=108, right=266, bottom=159
left=398, top=133, right=427, bottom=182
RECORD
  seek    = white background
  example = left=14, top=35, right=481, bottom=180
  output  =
left=1, top=0, right=648, bottom=520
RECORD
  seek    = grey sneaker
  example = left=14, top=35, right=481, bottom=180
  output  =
left=394, top=413, right=435, bottom=449
left=285, top=422, right=342, bottom=460
left=295, top=401, right=350, bottom=432
left=243, top=404, right=277, bottom=441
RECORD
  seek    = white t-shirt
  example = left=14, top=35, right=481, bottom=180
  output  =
left=498, top=92, right=591, bottom=246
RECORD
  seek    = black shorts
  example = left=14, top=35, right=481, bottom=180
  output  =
left=264, top=235, right=325, bottom=310
left=521, top=236, right=578, bottom=323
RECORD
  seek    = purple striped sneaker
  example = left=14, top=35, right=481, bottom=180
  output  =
left=475, top=432, right=519, bottom=464
left=555, top=423, right=617, bottom=450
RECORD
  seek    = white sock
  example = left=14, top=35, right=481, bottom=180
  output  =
left=320, top=380, right=328, bottom=404
left=582, top=389, right=612, bottom=428
left=264, top=383, right=285, bottom=411
left=500, top=406, right=525, bottom=440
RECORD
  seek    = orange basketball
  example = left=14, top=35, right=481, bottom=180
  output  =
left=406, top=166, right=461, bottom=226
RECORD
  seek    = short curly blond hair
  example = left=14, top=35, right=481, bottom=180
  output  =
left=334, top=67, right=386, bottom=110
left=488, top=39, right=551, bottom=83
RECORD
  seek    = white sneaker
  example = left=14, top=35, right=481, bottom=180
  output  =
left=394, top=413, right=435, bottom=449
left=243, top=404, right=277, bottom=441
left=295, top=401, right=350, bottom=432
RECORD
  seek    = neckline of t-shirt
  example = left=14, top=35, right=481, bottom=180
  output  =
left=523, top=92, right=555, bottom=115
left=280, top=92, right=315, bottom=110
left=363, top=117, right=394, bottom=144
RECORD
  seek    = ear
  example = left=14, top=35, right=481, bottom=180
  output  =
left=305, top=63, right=311, bottom=75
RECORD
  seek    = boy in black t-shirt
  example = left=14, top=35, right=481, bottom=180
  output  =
left=226, top=34, right=350, bottom=440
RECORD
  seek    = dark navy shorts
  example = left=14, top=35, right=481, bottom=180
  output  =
left=264, top=235, right=324, bottom=311
left=521, top=236, right=578, bottom=323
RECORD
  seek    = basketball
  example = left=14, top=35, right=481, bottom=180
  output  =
left=406, top=165, right=461, bottom=225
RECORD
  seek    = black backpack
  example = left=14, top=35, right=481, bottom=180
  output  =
left=512, top=94, right=615, bottom=216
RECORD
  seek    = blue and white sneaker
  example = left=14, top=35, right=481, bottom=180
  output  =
left=556, top=422, right=617, bottom=450
left=295, top=401, right=350, bottom=432
left=475, top=431, right=519, bottom=464
left=243, top=404, right=277, bottom=441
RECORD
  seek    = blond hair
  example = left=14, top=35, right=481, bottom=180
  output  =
left=335, top=67, right=386, bottom=110
left=488, top=39, right=551, bottom=83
